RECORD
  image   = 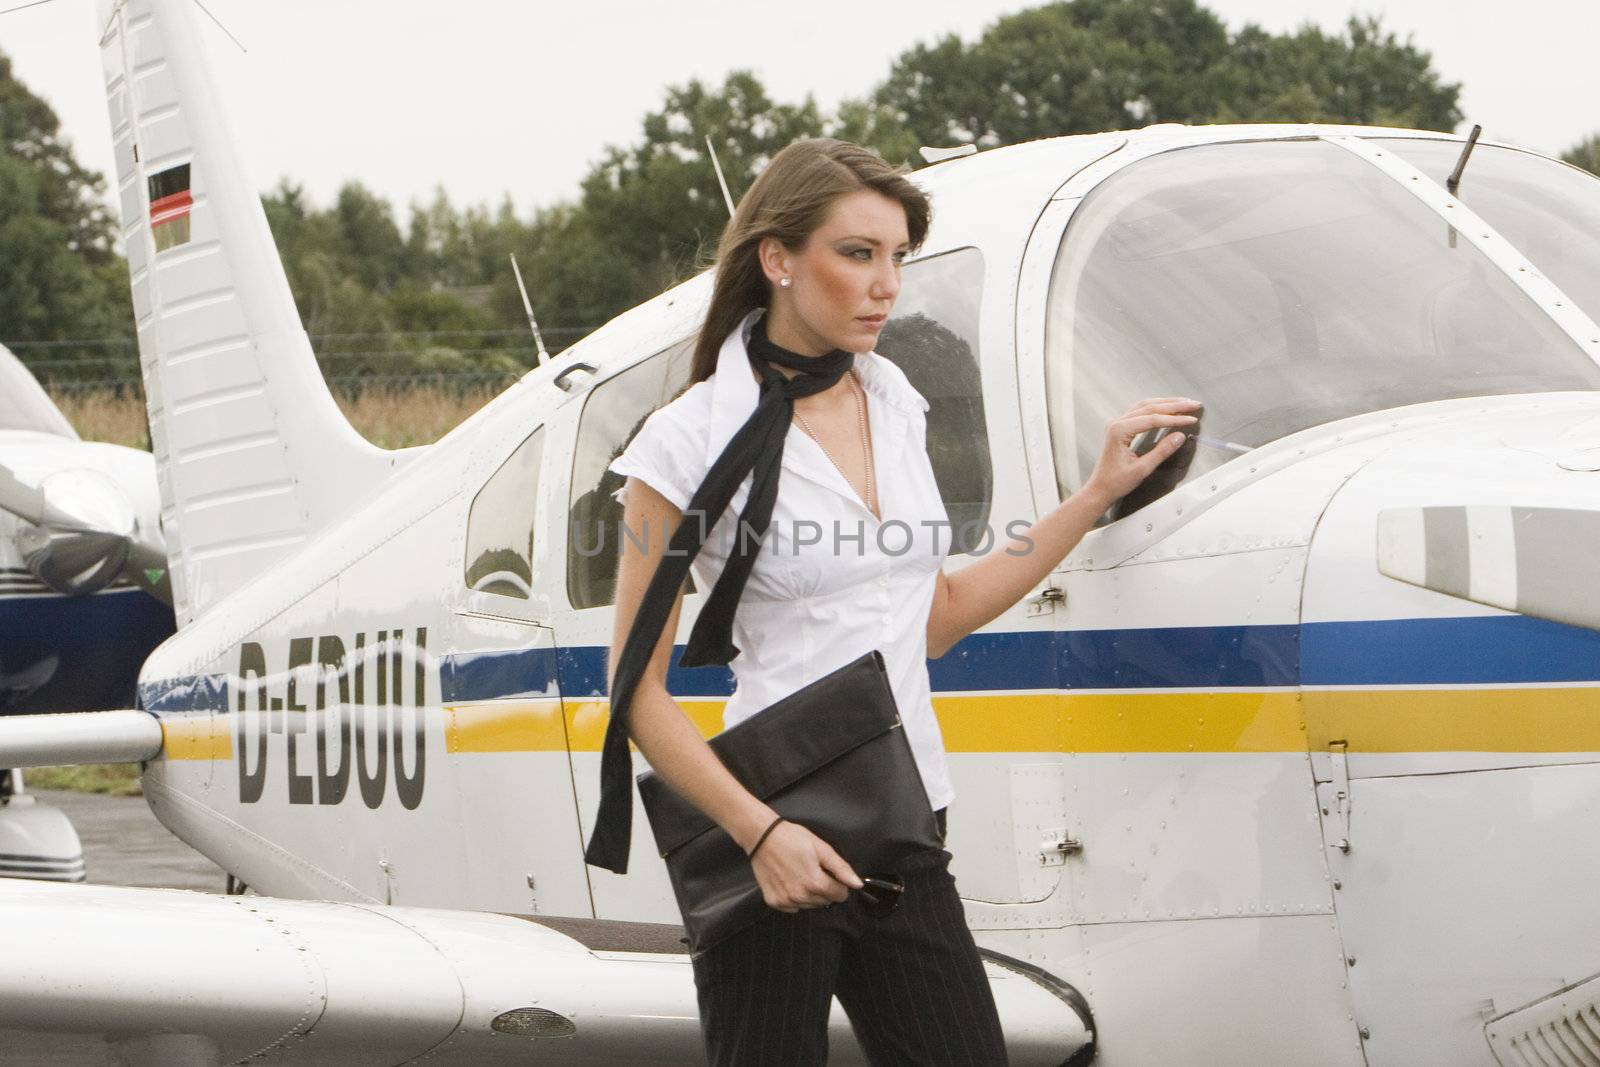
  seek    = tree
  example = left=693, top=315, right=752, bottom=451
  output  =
left=873, top=0, right=1234, bottom=147
left=0, top=50, right=131, bottom=374
left=0, top=154, right=127, bottom=343
left=333, top=183, right=407, bottom=292
left=1215, top=16, right=1461, bottom=129
left=1564, top=134, right=1600, bottom=176
left=569, top=72, right=827, bottom=316
left=0, top=52, right=119, bottom=264
left=869, top=0, right=1461, bottom=148
left=258, top=180, right=544, bottom=381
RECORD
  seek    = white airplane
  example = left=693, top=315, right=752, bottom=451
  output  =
left=0, top=345, right=172, bottom=708
left=3, top=0, right=1600, bottom=1063
left=0, top=343, right=172, bottom=883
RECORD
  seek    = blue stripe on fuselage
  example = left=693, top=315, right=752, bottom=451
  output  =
left=1301, top=615, right=1600, bottom=686
left=138, top=614, right=1600, bottom=713
left=138, top=671, right=228, bottom=714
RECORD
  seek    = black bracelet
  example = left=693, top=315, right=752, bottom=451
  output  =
left=747, top=815, right=785, bottom=859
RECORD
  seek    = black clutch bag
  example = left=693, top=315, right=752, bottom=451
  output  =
left=636, top=649, right=941, bottom=957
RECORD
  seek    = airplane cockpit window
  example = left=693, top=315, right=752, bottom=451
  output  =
left=464, top=426, right=545, bottom=599
left=567, top=338, right=695, bottom=610
left=874, top=247, right=992, bottom=554
left=1371, top=138, right=1600, bottom=328
left=0, top=345, right=78, bottom=439
left=1044, top=139, right=1600, bottom=512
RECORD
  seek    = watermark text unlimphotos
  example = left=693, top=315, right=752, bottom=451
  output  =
left=568, top=515, right=1037, bottom=558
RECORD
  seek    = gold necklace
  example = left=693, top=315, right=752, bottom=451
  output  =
left=792, top=370, right=877, bottom=517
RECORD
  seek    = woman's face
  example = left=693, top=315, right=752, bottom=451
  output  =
left=763, top=188, right=911, bottom=356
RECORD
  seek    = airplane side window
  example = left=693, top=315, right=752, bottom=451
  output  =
left=464, top=427, right=545, bottom=599
left=875, top=248, right=992, bottom=554
left=567, top=338, right=695, bottom=610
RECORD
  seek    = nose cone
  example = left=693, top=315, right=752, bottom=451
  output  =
left=13, top=469, right=136, bottom=596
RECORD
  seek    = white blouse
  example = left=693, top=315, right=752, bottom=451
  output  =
left=609, top=308, right=956, bottom=811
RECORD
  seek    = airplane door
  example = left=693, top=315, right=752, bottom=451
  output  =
left=1299, top=443, right=1600, bottom=1063
left=874, top=245, right=1076, bottom=910
left=550, top=335, right=697, bottom=924
left=446, top=423, right=594, bottom=917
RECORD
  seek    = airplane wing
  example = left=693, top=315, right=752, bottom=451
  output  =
left=0, top=880, right=1092, bottom=1066
left=0, top=709, right=163, bottom=768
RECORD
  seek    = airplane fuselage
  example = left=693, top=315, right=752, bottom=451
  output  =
left=124, top=123, right=1600, bottom=1065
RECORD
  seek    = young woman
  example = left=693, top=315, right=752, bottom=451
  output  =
left=603, top=138, right=1198, bottom=1064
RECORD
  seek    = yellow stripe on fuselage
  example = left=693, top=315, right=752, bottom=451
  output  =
left=160, top=714, right=233, bottom=761
left=1303, top=687, right=1600, bottom=752
left=445, top=698, right=569, bottom=753
left=159, top=686, right=1600, bottom=760
left=444, top=686, right=1600, bottom=754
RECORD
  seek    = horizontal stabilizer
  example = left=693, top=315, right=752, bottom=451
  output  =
left=1377, top=505, right=1600, bottom=632
left=0, top=881, right=1091, bottom=1065
left=0, top=710, right=162, bottom=768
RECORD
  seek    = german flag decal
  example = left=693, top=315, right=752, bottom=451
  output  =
left=148, top=163, right=192, bottom=252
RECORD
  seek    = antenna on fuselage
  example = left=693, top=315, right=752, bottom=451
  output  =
left=1444, top=124, right=1483, bottom=249
left=705, top=135, right=736, bottom=219
left=1447, top=124, right=1483, bottom=196
left=509, top=253, right=549, bottom=365
left=190, top=0, right=249, bottom=53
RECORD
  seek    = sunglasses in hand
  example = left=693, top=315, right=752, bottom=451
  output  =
left=857, top=875, right=904, bottom=918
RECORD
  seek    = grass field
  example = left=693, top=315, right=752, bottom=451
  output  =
left=49, top=383, right=504, bottom=450
left=25, top=763, right=144, bottom=796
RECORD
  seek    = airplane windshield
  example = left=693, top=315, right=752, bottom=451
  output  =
left=0, top=345, right=78, bottom=439
left=1372, top=137, right=1600, bottom=327
left=1044, top=139, right=1600, bottom=506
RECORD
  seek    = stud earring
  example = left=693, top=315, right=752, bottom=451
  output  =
left=779, top=277, right=792, bottom=288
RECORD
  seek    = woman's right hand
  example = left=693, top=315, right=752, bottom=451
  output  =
left=750, top=820, right=864, bottom=913
left=1082, top=397, right=1202, bottom=504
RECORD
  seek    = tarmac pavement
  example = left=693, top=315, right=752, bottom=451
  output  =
left=24, top=786, right=227, bottom=893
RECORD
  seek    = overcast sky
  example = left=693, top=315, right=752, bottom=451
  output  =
left=1, top=0, right=1596, bottom=221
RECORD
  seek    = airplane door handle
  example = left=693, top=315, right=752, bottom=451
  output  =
left=1329, top=741, right=1352, bottom=853
left=1039, top=828, right=1083, bottom=865
left=1026, top=584, right=1064, bottom=617
left=554, top=362, right=598, bottom=392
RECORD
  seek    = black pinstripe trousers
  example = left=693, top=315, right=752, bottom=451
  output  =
left=691, top=812, right=1009, bottom=1065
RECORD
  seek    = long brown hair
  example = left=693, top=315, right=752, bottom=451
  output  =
left=688, top=138, right=931, bottom=384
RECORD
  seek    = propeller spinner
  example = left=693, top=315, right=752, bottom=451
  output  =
left=0, top=461, right=170, bottom=603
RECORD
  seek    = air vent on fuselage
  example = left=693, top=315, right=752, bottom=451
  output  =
left=1486, top=972, right=1600, bottom=1066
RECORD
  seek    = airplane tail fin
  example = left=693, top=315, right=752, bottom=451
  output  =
left=99, top=0, right=401, bottom=626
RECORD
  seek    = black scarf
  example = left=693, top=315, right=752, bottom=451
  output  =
left=585, top=314, right=855, bottom=873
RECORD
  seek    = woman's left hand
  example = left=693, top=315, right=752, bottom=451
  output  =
left=1082, top=397, right=1202, bottom=505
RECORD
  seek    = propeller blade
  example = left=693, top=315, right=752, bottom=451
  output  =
left=1378, top=505, right=1600, bottom=633
left=0, top=463, right=47, bottom=528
